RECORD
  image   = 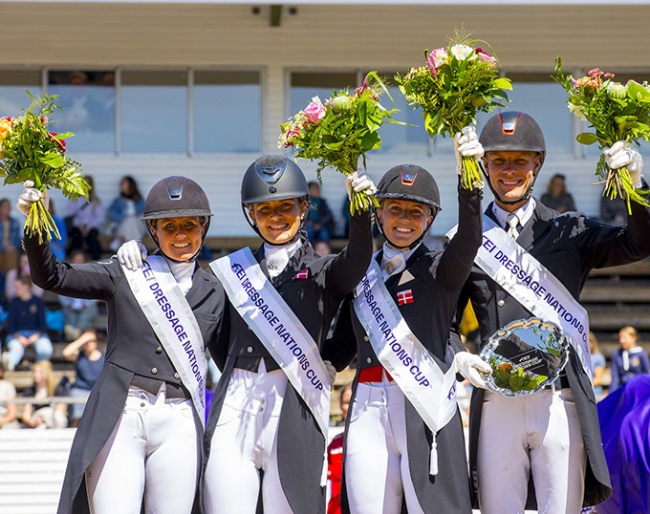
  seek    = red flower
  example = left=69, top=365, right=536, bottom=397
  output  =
left=49, top=132, right=67, bottom=152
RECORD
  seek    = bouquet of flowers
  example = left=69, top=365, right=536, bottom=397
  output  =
left=279, top=71, right=402, bottom=215
left=0, top=91, right=90, bottom=243
left=396, top=32, right=512, bottom=190
left=554, top=57, right=650, bottom=212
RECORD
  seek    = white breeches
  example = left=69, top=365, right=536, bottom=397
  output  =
left=477, top=387, right=586, bottom=514
left=344, top=382, right=424, bottom=514
left=85, top=385, right=199, bottom=514
left=203, top=362, right=292, bottom=514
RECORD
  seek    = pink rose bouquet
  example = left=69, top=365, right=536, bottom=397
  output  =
left=279, top=71, right=403, bottom=215
left=554, top=57, right=650, bottom=212
left=396, top=33, right=511, bottom=190
left=0, top=91, right=89, bottom=242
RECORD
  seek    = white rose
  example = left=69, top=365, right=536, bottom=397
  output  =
left=567, top=102, right=586, bottom=121
left=450, top=44, right=475, bottom=61
left=606, top=82, right=627, bottom=100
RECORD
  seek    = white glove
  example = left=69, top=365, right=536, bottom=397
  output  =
left=454, top=125, right=484, bottom=174
left=454, top=351, right=492, bottom=389
left=17, top=180, right=47, bottom=218
left=604, top=141, right=644, bottom=187
left=324, top=360, right=337, bottom=386
left=345, top=170, right=378, bottom=200
left=116, top=240, right=148, bottom=270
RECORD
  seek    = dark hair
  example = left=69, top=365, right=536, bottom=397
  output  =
left=121, top=175, right=143, bottom=201
left=546, top=173, right=567, bottom=195
left=84, top=175, right=99, bottom=203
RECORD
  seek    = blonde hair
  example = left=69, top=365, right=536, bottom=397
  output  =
left=619, top=325, right=638, bottom=343
left=32, top=360, right=58, bottom=396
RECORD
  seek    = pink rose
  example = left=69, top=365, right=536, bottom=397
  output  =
left=426, top=47, right=448, bottom=76
left=475, top=48, right=497, bottom=66
left=303, top=96, right=326, bottom=124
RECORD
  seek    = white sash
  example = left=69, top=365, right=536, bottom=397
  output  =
left=353, top=260, right=458, bottom=475
left=209, top=248, right=331, bottom=439
left=447, top=216, right=593, bottom=381
left=123, top=256, right=208, bottom=426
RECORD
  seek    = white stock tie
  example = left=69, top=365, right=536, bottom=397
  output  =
left=506, top=213, right=520, bottom=239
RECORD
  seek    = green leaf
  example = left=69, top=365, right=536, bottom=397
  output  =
left=40, top=153, right=64, bottom=168
left=577, top=132, right=598, bottom=145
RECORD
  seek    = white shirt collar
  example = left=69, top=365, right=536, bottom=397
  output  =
left=264, top=239, right=302, bottom=277
left=167, top=260, right=195, bottom=296
left=492, top=198, right=536, bottom=230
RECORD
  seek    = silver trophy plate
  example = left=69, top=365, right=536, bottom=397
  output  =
left=480, top=318, right=569, bottom=397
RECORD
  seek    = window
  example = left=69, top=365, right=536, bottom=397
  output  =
left=0, top=70, right=41, bottom=118
left=120, top=70, right=187, bottom=153
left=48, top=70, right=116, bottom=153
left=193, top=70, right=261, bottom=153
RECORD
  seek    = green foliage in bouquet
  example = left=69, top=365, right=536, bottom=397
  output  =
left=0, top=91, right=90, bottom=243
left=279, top=71, right=403, bottom=215
left=554, top=57, right=650, bottom=213
left=490, top=359, right=548, bottom=393
left=396, top=30, right=511, bottom=190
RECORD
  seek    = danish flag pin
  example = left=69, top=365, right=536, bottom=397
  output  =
left=293, top=269, right=309, bottom=280
left=397, top=289, right=414, bottom=305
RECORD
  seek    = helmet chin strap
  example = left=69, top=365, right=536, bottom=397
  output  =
left=480, top=162, right=539, bottom=207
left=376, top=216, right=435, bottom=251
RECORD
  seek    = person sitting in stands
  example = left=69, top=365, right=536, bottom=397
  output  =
left=4, top=276, right=53, bottom=371
left=21, top=360, right=68, bottom=429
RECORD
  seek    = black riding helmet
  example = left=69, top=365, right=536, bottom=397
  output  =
left=241, top=155, right=309, bottom=242
left=479, top=111, right=546, bottom=205
left=142, top=176, right=212, bottom=262
left=375, top=164, right=441, bottom=249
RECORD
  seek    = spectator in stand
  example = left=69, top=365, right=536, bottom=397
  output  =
left=600, top=193, right=628, bottom=227
left=609, top=325, right=650, bottom=392
left=62, top=329, right=105, bottom=427
left=20, top=360, right=68, bottom=428
left=314, top=239, right=332, bottom=257
left=107, top=175, right=145, bottom=251
left=0, top=198, right=22, bottom=303
left=60, top=250, right=100, bottom=341
left=327, top=383, right=352, bottom=514
left=4, top=252, right=44, bottom=303
left=589, top=331, right=607, bottom=400
left=539, top=173, right=576, bottom=213
left=0, top=361, right=19, bottom=429
left=305, top=181, right=335, bottom=244
left=5, top=276, right=53, bottom=371
left=65, top=175, right=105, bottom=261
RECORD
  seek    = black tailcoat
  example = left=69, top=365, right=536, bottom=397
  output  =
left=204, top=212, right=372, bottom=514
left=459, top=196, right=650, bottom=508
left=24, top=235, right=225, bottom=514
left=324, top=185, right=483, bottom=514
